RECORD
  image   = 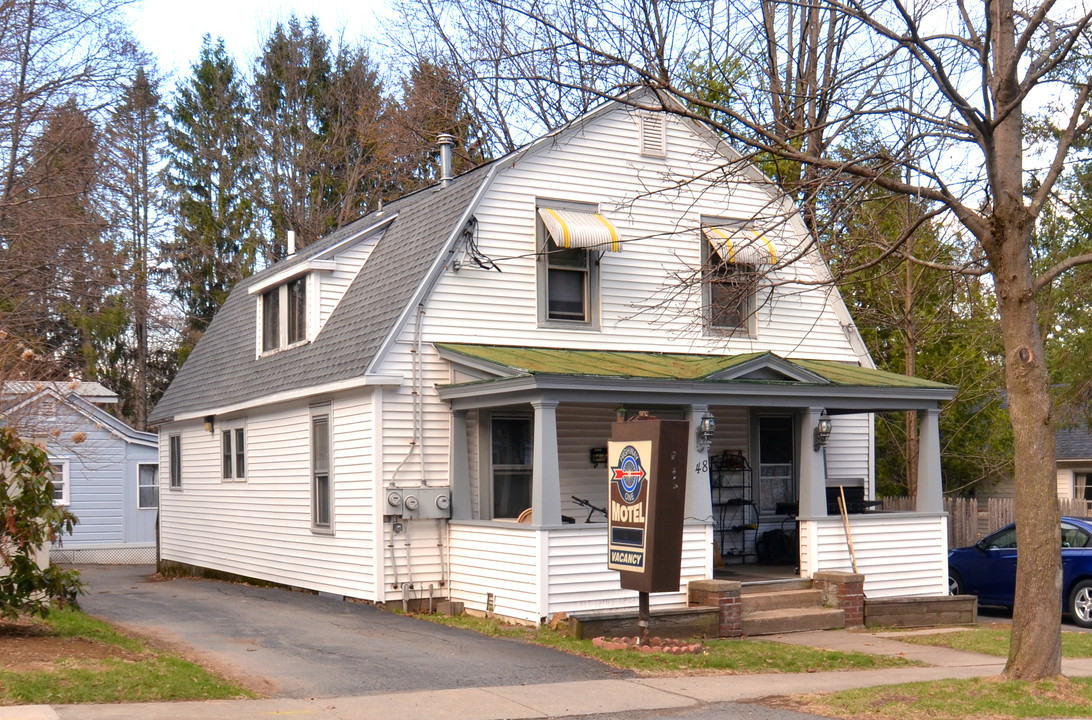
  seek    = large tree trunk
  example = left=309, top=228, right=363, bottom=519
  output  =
left=988, top=0, right=1062, bottom=679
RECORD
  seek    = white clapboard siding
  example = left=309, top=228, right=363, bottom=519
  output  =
left=448, top=523, right=542, bottom=621
left=419, top=105, right=861, bottom=363
left=798, top=513, right=948, bottom=597
left=1059, top=468, right=1075, bottom=499
left=448, top=522, right=711, bottom=623
left=823, top=413, right=873, bottom=495
left=557, top=404, right=616, bottom=519
left=158, top=390, right=383, bottom=600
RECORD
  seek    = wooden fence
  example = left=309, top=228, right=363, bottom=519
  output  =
left=879, top=496, right=1092, bottom=549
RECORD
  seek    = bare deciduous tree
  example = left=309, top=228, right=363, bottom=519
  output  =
left=396, top=0, right=1092, bottom=679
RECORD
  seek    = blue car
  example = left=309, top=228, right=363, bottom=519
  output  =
left=948, top=516, right=1092, bottom=628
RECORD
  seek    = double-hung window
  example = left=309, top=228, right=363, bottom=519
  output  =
left=168, top=434, right=182, bottom=489
left=536, top=203, right=620, bottom=328
left=221, top=424, right=246, bottom=481
left=138, top=464, right=159, bottom=509
left=703, top=222, right=775, bottom=335
left=50, top=459, right=70, bottom=506
left=260, top=275, right=308, bottom=353
left=311, top=409, right=332, bottom=532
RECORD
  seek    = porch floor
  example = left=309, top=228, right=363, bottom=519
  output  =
left=713, top=563, right=800, bottom=584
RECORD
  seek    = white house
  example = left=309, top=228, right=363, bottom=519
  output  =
left=149, top=95, right=955, bottom=624
left=2, top=381, right=159, bottom=564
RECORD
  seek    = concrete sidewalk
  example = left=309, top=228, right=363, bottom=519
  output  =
left=6, top=628, right=1085, bottom=720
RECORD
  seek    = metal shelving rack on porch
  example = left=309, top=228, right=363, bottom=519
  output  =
left=710, top=451, right=756, bottom=562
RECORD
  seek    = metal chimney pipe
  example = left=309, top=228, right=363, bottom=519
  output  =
left=438, top=133, right=454, bottom=187
left=287, top=230, right=296, bottom=256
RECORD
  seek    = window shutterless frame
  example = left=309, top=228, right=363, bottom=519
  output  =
left=220, top=424, right=246, bottom=481
left=138, top=463, right=159, bottom=509
left=49, top=458, right=70, bottom=506
left=311, top=408, right=333, bottom=532
left=168, top=434, right=182, bottom=489
left=536, top=200, right=600, bottom=329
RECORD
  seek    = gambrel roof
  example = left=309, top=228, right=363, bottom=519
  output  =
left=150, top=166, right=491, bottom=424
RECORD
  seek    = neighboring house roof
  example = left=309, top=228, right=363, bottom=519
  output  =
left=1058, top=426, right=1092, bottom=462
left=1, top=381, right=117, bottom=407
left=149, top=165, right=491, bottom=425
left=1, top=383, right=155, bottom=448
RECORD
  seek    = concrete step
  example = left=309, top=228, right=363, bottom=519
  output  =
left=742, top=607, right=846, bottom=636
left=741, top=588, right=823, bottom=614
left=740, top=578, right=813, bottom=594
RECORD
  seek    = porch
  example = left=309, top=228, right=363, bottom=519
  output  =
left=437, top=344, right=957, bottom=621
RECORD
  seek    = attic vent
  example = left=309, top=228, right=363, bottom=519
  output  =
left=638, top=113, right=666, bottom=157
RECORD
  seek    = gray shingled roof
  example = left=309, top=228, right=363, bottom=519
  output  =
left=1058, top=425, right=1092, bottom=461
left=150, top=167, right=490, bottom=424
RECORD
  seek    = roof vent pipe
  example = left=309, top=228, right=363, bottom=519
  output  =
left=287, top=230, right=296, bottom=256
left=438, top=133, right=454, bottom=187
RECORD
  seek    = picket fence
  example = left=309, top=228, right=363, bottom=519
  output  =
left=879, top=496, right=1092, bottom=549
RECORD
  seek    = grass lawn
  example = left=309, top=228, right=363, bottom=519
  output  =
left=888, top=622, right=1092, bottom=658
left=416, top=612, right=919, bottom=674
left=773, top=676, right=1092, bottom=720
left=0, top=606, right=255, bottom=705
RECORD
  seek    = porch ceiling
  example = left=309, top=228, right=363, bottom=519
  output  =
left=435, top=343, right=956, bottom=412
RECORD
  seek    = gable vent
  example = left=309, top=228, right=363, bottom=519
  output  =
left=638, top=112, right=666, bottom=157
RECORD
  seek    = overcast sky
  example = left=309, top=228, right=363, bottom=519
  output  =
left=126, top=0, right=393, bottom=79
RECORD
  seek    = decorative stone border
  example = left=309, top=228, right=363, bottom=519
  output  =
left=591, top=636, right=704, bottom=654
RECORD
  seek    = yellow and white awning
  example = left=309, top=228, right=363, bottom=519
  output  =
left=538, top=208, right=621, bottom=252
left=706, top=226, right=777, bottom=265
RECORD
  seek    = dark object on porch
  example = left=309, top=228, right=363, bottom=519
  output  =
left=826, top=486, right=882, bottom=514
left=756, top=527, right=799, bottom=565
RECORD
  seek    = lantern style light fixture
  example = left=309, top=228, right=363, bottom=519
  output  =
left=697, top=410, right=716, bottom=451
left=813, top=410, right=833, bottom=450
left=203, top=415, right=215, bottom=434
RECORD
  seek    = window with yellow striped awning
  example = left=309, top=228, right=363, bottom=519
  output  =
left=706, top=226, right=777, bottom=265
left=538, top=208, right=621, bottom=252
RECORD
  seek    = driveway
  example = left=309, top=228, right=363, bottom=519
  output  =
left=75, top=565, right=632, bottom=698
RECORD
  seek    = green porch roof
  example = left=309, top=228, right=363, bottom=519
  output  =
left=435, top=343, right=953, bottom=390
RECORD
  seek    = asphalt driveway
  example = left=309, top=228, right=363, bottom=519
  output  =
left=74, top=565, right=632, bottom=699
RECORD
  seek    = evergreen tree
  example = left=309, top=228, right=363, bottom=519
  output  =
left=164, top=36, right=260, bottom=358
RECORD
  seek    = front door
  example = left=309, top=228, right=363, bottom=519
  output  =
left=757, top=415, right=795, bottom=516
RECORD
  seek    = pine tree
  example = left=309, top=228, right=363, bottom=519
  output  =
left=164, top=36, right=261, bottom=357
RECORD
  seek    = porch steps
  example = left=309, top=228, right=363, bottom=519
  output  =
left=741, top=580, right=845, bottom=636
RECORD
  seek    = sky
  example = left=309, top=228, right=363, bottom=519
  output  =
left=126, top=0, right=394, bottom=80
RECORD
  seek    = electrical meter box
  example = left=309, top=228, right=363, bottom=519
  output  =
left=607, top=419, right=689, bottom=593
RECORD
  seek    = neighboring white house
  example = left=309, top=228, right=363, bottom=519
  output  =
left=2, top=382, right=159, bottom=564
left=1056, top=423, right=1092, bottom=501
left=149, top=95, right=955, bottom=623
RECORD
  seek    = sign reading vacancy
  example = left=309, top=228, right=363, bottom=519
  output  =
left=607, top=440, right=652, bottom=572
left=607, top=419, right=689, bottom=593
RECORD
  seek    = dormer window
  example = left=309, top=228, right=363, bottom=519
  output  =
left=702, top=222, right=776, bottom=336
left=259, top=274, right=309, bottom=354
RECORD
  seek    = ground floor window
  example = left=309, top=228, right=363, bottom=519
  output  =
left=491, top=414, right=532, bottom=519
left=311, top=410, right=332, bottom=531
left=50, top=459, right=70, bottom=506
left=138, top=463, right=159, bottom=509
left=1077, top=473, right=1092, bottom=501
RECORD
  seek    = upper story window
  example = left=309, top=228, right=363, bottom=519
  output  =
left=260, top=275, right=308, bottom=354
left=536, top=203, right=621, bottom=329
left=703, top=222, right=776, bottom=335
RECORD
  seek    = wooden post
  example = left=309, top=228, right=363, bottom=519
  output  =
left=638, top=591, right=650, bottom=645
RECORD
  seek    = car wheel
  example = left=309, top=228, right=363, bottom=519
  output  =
left=948, top=571, right=964, bottom=596
left=1070, top=580, right=1092, bottom=628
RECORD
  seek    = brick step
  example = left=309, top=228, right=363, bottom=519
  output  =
left=742, top=607, right=846, bottom=636
left=741, top=588, right=823, bottom=613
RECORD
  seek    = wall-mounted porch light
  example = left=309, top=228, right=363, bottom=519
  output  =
left=697, top=410, right=716, bottom=451
left=813, top=410, right=833, bottom=451
left=203, top=415, right=215, bottom=434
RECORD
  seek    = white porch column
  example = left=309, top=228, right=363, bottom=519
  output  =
left=450, top=410, right=472, bottom=520
left=916, top=408, right=944, bottom=513
left=531, top=400, right=562, bottom=527
left=685, top=404, right=714, bottom=524
left=797, top=407, right=827, bottom=517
